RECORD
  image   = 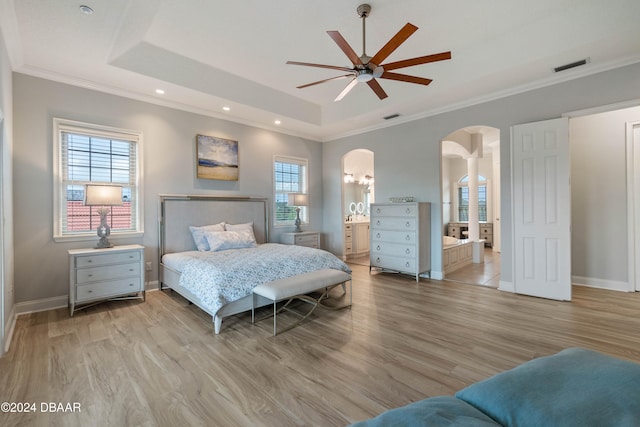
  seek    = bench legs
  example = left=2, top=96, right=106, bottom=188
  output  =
left=252, top=279, right=352, bottom=336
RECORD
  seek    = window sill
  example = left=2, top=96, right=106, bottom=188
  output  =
left=53, top=231, right=144, bottom=243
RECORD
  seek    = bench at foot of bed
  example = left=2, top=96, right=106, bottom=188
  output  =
left=251, top=269, right=352, bottom=336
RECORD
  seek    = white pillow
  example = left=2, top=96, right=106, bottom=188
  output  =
left=189, top=222, right=225, bottom=251
left=225, top=222, right=256, bottom=241
left=204, top=230, right=257, bottom=252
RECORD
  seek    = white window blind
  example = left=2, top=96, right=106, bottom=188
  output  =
left=274, top=155, right=308, bottom=226
left=54, top=119, right=143, bottom=240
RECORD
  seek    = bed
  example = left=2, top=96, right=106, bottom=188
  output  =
left=158, top=195, right=351, bottom=334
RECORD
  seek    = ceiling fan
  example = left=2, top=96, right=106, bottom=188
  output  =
left=287, top=4, right=451, bottom=101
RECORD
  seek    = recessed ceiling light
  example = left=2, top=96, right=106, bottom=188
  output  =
left=223, top=106, right=230, bottom=111
left=155, top=89, right=165, bottom=95
left=274, top=120, right=281, bottom=125
left=79, top=5, right=94, bottom=14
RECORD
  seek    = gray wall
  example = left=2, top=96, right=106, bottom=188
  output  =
left=322, top=62, right=640, bottom=284
left=570, top=106, right=640, bottom=286
left=12, top=74, right=323, bottom=304
left=0, top=26, right=14, bottom=350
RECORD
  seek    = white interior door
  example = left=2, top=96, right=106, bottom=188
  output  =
left=511, top=117, right=571, bottom=300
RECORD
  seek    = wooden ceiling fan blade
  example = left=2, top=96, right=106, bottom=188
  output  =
left=296, top=74, right=354, bottom=89
left=287, top=61, right=354, bottom=72
left=382, top=51, right=452, bottom=71
left=327, top=31, right=363, bottom=66
left=369, top=23, right=418, bottom=67
left=334, top=78, right=358, bottom=101
left=380, top=71, right=433, bottom=86
left=367, top=79, right=388, bottom=100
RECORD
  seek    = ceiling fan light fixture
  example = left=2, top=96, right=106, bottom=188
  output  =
left=356, top=70, right=373, bottom=82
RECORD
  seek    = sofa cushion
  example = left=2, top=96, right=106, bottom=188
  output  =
left=349, top=396, right=501, bottom=427
left=455, top=347, right=640, bottom=427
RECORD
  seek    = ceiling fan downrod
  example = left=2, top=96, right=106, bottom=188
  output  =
left=357, top=4, right=371, bottom=61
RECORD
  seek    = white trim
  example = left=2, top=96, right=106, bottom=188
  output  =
left=53, top=231, right=144, bottom=243
left=498, top=280, right=515, bottom=293
left=273, top=154, right=309, bottom=227
left=563, top=98, right=640, bottom=119
left=430, top=270, right=444, bottom=280
left=572, top=276, right=632, bottom=292
left=627, top=121, right=640, bottom=292
left=3, top=306, right=15, bottom=354
left=52, top=118, right=145, bottom=240
left=15, top=295, right=68, bottom=315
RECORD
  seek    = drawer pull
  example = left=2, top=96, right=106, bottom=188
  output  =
left=88, top=290, right=93, bottom=293
left=376, top=245, right=380, bottom=251
left=87, top=260, right=92, bottom=263
left=88, top=274, right=93, bottom=277
left=129, top=255, right=134, bottom=258
left=405, top=262, right=410, bottom=268
left=405, top=235, right=410, bottom=241
left=129, top=283, right=134, bottom=287
left=376, top=257, right=381, bottom=263
left=376, top=233, right=381, bottom=238
left=376, top=208, right=381, bottom=214
left=405, top=248, right=410, bottom=254
left=376, top=220, right=380, bottom=226
left=406, top=208, right=410, bottom=214
left=129, top=268, right=134, bottom=272
left=405, top=221, right=410, bottom=228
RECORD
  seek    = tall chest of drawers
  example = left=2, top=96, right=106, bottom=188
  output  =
left=370, top=202, right=431, bottom=281
left=68, top=244, right=145, bottom=316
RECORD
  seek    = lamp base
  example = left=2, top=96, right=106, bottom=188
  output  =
left=294, top=207, right=303, bottom=233
left=95, top=210, right=113, bottom=249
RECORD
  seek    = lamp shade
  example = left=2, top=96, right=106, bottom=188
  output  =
left=287, top=193, right=308, bottom=207
left=84, top=184, right=123, bottom=206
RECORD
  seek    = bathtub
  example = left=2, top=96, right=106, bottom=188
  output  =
left=442, top=236, right=473, bottom=274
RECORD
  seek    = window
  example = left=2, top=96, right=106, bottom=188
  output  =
left=53, top=118, right=143, bottom=241
left=274, top=155, right=308, bottom=226
left=457, top=175, right=487, bottom=221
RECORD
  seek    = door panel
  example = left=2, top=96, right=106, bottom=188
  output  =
left=512, top=118, right=571, bottom=300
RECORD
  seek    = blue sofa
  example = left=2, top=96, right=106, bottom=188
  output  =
left=349, top=348, right=640, bottom=427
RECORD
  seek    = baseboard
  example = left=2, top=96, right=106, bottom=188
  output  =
left=14, top=281, right=160, bottom=317
left=430, top=270, right=444, bottom=280
left=498, top=280, right=515, bottom=292
left=3, top=305, right=16, bottom=354
left=572, top=275, right=632, bottom=292
left=15, top=295, right=68, bottom=315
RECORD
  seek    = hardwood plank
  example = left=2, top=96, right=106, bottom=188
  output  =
left=2, top=264, right=640, bottom=426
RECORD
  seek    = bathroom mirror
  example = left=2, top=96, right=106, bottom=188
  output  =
left=344, top=183, right=370, bottom=216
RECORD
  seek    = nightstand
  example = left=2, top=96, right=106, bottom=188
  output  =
left=280, top=231, right=320, bottom=248
left=68, top=244, right=145, bottom=316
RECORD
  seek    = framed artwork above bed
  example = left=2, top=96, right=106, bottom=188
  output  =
left=196, top=134, right=239, bottom=181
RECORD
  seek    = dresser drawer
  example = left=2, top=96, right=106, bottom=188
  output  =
left=370, top=241, right=416, bottom=258
left=370, top=253, right=416, bottom=273
left=480, top=227, right=492, bottom=235
left=371, top=217, right=416, bottom=231
left=371, top=204, right=417, bottom=217
left=77, top=262, right=141, bottom=284
left=76, top=278, right=143, bottom=302
left=295, top=234, right=318, bottom=247
left=344, top=231, right=353, bottom=240
left=371, top=229, right=416, bottom=244
left=76, top=250, right=141, bottom=268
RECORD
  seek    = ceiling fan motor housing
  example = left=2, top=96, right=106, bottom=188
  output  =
left=357, top=4, right=371, bottom=18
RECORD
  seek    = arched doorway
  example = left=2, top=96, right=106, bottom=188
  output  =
left=441, top=126, right=500, bottom=286
left=342, top=149, right=374, bottom=266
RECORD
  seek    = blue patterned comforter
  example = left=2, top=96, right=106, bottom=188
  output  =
left=176, top=243, right=351, bottom=315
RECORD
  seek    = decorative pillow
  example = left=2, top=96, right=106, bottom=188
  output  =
left=204, top=230, right=257, bottom=252
left=455, top=347, right=640, bottom=427
left=349, top=396, right=500, bottom=427
left=189, top=222, right=225, bottom=251
left=225, top=222, right=256, bottom=241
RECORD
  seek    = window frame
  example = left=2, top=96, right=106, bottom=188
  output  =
left=455, top=174, right=489, bottom=222
left=53, top=118, right=144, bottom=242
left=273, top=154, right=309, bottom=228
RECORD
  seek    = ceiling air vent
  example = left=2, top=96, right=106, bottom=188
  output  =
left=383, top=113, right=401, bottom=120
left=554, top=58, right=589, bottom=73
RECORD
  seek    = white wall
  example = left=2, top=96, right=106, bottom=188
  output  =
left=12, top=74, right=323, bottom=306
left=0, top=27, right=14, bottom=353
left=322, top=62, right=640, bottom=285
left=570, top=106, right=640, bottom=290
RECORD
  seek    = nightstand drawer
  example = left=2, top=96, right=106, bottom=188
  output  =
left=76, top=278, right=142, bottom=302
left=77, top=262, right=141, bottom=284
left=76, top=251, right=141, bottom=268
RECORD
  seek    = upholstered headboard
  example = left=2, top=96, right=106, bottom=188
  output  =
left=159, top=195, right=269, bottom=257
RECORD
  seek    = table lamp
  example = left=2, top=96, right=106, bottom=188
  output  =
left=287, top=193, right=308, bottom=233
left=84, top=184, right=123, bottom=248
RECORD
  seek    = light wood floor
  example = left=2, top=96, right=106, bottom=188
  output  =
left=2, top=264, right=640, bottom=426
